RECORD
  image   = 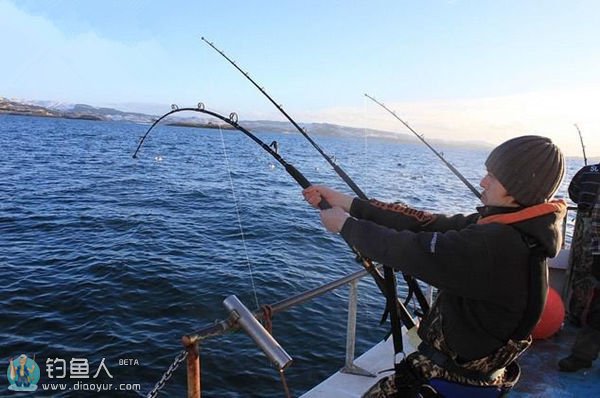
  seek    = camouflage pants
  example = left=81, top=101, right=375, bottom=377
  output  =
left=566, top=213, right=598, bottom=326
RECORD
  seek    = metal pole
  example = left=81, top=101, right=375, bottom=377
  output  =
left=345, top=280, right=359, bottom=368
left=341, top=280, right=375, bottom=377
left=270, top=268, right=372, bottom=314
left=182, top=336, right=201, bottom=398
left=188, top=268, right=376, bottom=342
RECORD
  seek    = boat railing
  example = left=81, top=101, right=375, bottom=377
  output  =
left=146, top=266, right=386, bottom=398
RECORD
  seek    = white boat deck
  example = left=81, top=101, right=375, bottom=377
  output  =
left=301, top=331, right=411, bottom=397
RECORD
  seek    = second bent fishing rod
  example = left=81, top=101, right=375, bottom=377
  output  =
left=201, top=37, right=430, bottom=321
left=201, top=37, right=367, bottom=199
left=364, top=94, right=481, bottom=199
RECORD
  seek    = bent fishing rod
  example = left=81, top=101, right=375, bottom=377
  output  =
left=133, top=104, right=313, bottom=190
left=574, top=124, right=588, bottom=166
left=132, top=104, right=417, bottom=329
left=364, top=93, right=482, bottom=199
left=200, top=37, right=430, bottom=323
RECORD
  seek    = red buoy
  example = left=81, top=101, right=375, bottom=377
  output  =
left=532, top=287, right=565, bottom=340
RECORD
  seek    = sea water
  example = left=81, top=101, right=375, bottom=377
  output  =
left=0, top=114, right=580, bottom=397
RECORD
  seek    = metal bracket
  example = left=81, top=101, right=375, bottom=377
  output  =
left=341, top=363, right=376, bottom=377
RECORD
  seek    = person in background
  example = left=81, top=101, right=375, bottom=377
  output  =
left=304, top=136, right=566, bottom=397
left=558, top=161, right=600, bottom=372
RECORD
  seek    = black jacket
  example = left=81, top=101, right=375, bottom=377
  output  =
left=568, top=163, right=600, bottom=212
left=341, top=198, right=565, bottom=360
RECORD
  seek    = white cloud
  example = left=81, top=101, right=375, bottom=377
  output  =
left=304, top=87, right=600, bottom=157
left=0, top=1, right=169, bottom=104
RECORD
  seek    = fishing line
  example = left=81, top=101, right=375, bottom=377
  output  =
left=359, top=95, right=376, bottom=322
left=364, top=93, right=482, bottom=200
left=133, top=104, right=417, bottom=328
left=218, top=124, right=261, bottom=309
left=362, top=95, right=369, bottom=178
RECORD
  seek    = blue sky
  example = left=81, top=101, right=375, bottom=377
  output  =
left=2, top=0, right=599, bottom=155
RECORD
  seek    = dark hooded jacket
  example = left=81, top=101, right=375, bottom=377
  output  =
left=341, top=198, right=566, bottom=361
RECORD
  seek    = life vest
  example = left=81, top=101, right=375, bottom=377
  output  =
left=365, top=200, right=567, bottom=398
left=413, top=200, right=566, bottom=397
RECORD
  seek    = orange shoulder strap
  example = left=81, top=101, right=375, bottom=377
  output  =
left=477, top=199, right=567, bottom=225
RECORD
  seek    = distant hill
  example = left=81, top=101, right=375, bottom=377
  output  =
left=241, top=120, right=411, bottom=141
left=0, top=98, right=107, bottom=121
left=241, top=120, right=491, bottom=150
left=1, top=98, right=63, bottom=118
left=2, top=98, right=157, bottom=123
left=0, top=96, right=491, bottom=150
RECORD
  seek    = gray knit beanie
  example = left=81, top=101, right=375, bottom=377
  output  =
left=485, top=135, right=565, bottom=206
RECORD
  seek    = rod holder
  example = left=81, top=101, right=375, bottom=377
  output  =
left=223, top=295, right=292, bottom=370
